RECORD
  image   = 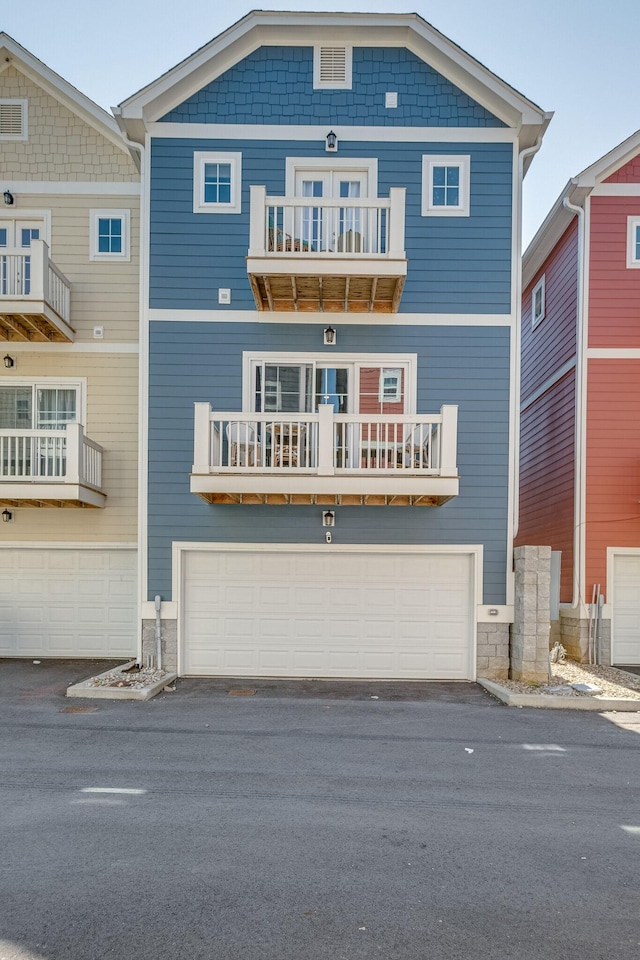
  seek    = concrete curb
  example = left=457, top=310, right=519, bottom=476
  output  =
left=478, top=678, right=640, bottom=711
left=66, top=661, right=178, bottom=701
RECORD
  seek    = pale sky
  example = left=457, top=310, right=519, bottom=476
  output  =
left=3, top=0, right=639, bottom=246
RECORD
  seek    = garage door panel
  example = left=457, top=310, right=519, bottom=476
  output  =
left=0, top=548, right=137, bottom=658
left=182, top=548, right=475, bottom=679
left=612, top=554, right=640, bottom=664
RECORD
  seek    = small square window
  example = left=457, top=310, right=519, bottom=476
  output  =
left=422, top=156, right=470, bottom=217
left=532, top=275, right=545, bottom=328
left=194, top=152, right=242, bottom=214
left=379, top=369, right=402, bottom=404
left=0, top=99, right=27, bottom=140
left=90, top=209, right=130, bottom=261
left=626, top=217, right=640, bottom=269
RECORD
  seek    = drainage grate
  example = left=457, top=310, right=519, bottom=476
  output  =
left=60, top=705, right=99, bottom=714
left=227, top=688, right=257, bottom=697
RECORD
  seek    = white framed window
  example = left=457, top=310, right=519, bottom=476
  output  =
left=313, top=46, right=352, bottom=90
left=422, top=155, right=470, bottom=217
left=626, top=217, right=640, bottom=268
left=89, top=209, right=130, bottom=262
left=379, top=369, right=402, bottom=404
left=0, top=380, right=85, bottom=430
left=0, top=99, right=28, bottom=140
left=532, top=275, right=546, bottom=328
left=193, top=152, right=242, bottom=214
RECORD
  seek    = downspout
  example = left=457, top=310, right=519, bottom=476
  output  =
left=513, top=132, right=545, bottom=540
left=562, top=192, right=587, bottom=612
left=113, top=117, right=148, bottom=667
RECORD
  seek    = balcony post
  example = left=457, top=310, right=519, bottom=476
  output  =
left=65, top=422, right=83, bottom=483
left=29, top=239, right=47, bottom=300
left=317, top=404, right=335, bottom=476
left=193, top=402, right=213, bottom=474
left=388, top=188, right=406, bottom=259
left=439, top=405, right=458, bottom=476
left=249, top=185, right=267, bottom=257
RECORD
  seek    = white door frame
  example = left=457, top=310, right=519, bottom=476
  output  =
left=172, top=541, right=482, bottom=680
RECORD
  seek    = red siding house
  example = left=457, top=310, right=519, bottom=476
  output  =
left=518, top=130, right=640, bottom=666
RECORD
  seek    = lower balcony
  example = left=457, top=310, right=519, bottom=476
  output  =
left=191, top=404, right=459, bottom=506
left=0, top=240, right=74, bottom=342
left=0, top=423, right=105, bottom=508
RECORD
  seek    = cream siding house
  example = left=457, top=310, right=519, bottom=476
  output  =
left=0, top=35, right=139, bottom=658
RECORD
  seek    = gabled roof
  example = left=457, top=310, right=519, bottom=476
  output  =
left=0, top=32, right=130, bottom=154
left=115, top=10, right=550, bottom=149
left=523, top=127, right=640, bottom=287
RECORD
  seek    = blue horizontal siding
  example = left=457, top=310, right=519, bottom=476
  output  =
left=160, top=47, right=505, bottom=127
left=149, top=139, right=513, bottom=314
left=147, top=321, right=511, bottom=604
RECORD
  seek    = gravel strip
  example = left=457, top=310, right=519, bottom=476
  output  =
left=499, top=660, right=640, bottom=700
left=87, top=666, right=170, bottom=691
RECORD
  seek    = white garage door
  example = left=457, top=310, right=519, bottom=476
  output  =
left=612, top=554, right=640, bottom=665
left=181, top=547, right=475, bottom=679
left=0, top=548, right=137, bottom=658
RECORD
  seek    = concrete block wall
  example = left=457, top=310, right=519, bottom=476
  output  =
left=476, top=622, right=509, bottom=680
left=510, top=545, right=551, bottom=682
left=560, top=614, right=611, bottom=666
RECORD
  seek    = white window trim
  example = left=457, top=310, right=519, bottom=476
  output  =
left=242, top=352, right=417, bottom=414
left=626, top=217, right=640, bottom=269
left=89, top=209, right=131, bottom=262
left=285, top=157, right=378, bottom=198
left=379, top=368, right=402, bottom=404
left=0, top=378, right=87, bottom=428
left=0, top=99, right=28, bottom=141
left=0, top=209, right=51, bottom=246
left=531, top=275, right=546, bottom=328
left=422, top=155, right=470, bottom=217
left=193, top=151, right=242, bottom=214
left=313, top=46, right=353, bottom=90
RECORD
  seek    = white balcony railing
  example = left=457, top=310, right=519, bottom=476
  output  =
left=193, top=404, right=458, bottom=478
left=0, top=423, right=103, bottom=490
left=248, top=186, right=406, bottom=260
left=0, top=239, right=71, bottom=323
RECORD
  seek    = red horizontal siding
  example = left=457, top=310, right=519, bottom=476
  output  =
left=585, top=359, right=640, bottom=599
left=521, top=221, right=578, bottom=401
left=604, top=154, right=640, bottom=183
left=589, top=196, right=640, bottom=347
left=517, top=369, right=575, bottom=602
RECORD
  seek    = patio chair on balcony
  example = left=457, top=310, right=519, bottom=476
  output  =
left=226, top=422, right=259, bottom=467
left=271, top=423, right=307, bottom=467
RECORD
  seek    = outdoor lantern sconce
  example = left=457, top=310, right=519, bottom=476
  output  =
left=3, top=354, right=15, bottom=369
left=325, top=130, right=338, bottom=153
left=2, top=509, right=13, bottom=523
left=323, top=326, right=336, bottom=345
left=3, top=190, right=14, bottom=206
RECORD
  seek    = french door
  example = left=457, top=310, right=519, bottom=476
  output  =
left=0, top=219, right=44, bottom=295
left=294, top=169, right=369, bottom=252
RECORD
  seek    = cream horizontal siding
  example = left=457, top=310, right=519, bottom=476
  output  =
left=1, top=353, right=138, bottom=542
left=0, top=66, right=137, bottom=181
left=6, top=193, right=140, bottom=343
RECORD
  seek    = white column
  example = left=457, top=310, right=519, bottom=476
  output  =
left=249, top=186, right=267, bottom=257
left=29, top=239, right=47, bottom=300
left=388, top=188, right=406, bottom=259
left=192, top=402, right=212, bottom=474
left=439, top=405, right=458, bottom=476
left=65, top=422, right=83, bottom=483
left=317, top=405, right=335, bottom=476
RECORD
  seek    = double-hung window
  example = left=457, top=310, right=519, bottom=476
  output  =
left=422, top=155, right=470, bottom=217
left=627, top=217, right=640, bottom=268
left=90, top=209, right=130, bottom=261
left=531, top=275, right=545, bottom=328
left=193, top=152, right=242, bottom=214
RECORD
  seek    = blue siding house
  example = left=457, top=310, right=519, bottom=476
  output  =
left=116, top=11, right=550, bottom=681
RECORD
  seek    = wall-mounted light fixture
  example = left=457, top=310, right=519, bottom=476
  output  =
left=2, top=508, right=13, bottom=523
left=322, top=510, right=335, bottom=527
left=325, top=130, right=338, bottom=153
left=3, top=190, right=14, bottom=206
left=3, top=354, right=15, bottom=369
left=323, top=326, right=336, bottom=345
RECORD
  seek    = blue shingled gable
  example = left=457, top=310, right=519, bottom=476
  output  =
left=160, top=46, right=505, bottom=127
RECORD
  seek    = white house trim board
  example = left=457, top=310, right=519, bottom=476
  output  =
left=137, top=131, right=151, bottom=649
left=4, top=343, right=139, bottom=354
left=147, top=122, right=518, bottom=144
left=1, top=182, right=140, bottom=196
left=592, top=184, right=640, bottom=197
left=0, top=542, right=136, bottom=550
left=587, top=349, right=640, bottom=359
left=285, top=157, right=378, bottom=197
left=148, top=309, right=514, bottom=326
left=172, top=541, right=482, bottom=680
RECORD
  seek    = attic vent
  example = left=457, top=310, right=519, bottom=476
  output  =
left=313, top=46, right=352, bottom=90
left=0, top=100, right=27, bottom=140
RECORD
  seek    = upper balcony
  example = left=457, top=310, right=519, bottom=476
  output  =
left=247, top=186, right=407, bottom=314
left=0, top=240, right=74, bottom=343
left=191, top=403, right=458, bottom=507
left=0, top=422, right=105, bottom=508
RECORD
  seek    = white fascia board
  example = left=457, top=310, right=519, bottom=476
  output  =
left=0, top=33, right=129, bottom=154
left=572, top=126, right=640, bottom=188
left=116, top=12, right=549, bottom=136
left=522, top=181, right=590, bottom=290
